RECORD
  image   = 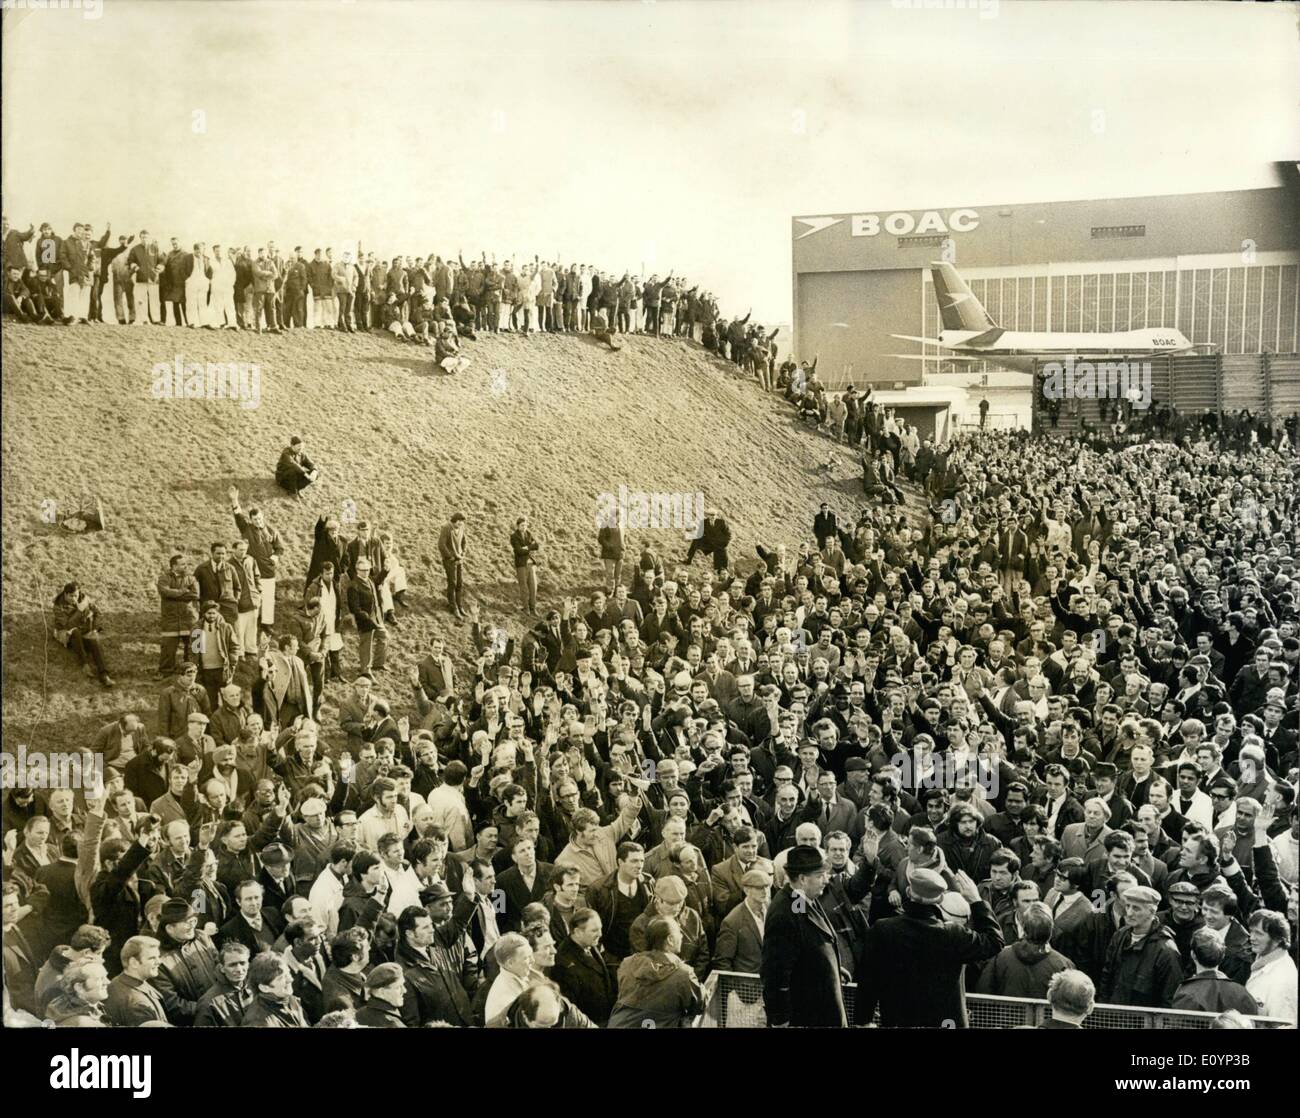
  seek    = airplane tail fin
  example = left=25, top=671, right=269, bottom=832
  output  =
left=931, top=262, right=997, bottom=332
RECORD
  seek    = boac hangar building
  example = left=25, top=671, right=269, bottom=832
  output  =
left=790, top=163, right=1300, bottom=413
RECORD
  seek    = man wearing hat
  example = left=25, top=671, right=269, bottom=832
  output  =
left=191, top=597, right=242, bottom=713
left=1160, top=880, right=1206, bottom=973
left=354, top=961, right=407, bottom=1027
left=275, top=435, right=319, bottom=496
left=157, top=661, right=211, bottom=739
left=761, top=844, right=848, bottom=1027
left=1099, top=884, right=1183, bottom=1008
left=854, top=864, right=1002, bottom=1028
left=153, top=894, right=222, bottom=1025
left=258, top=841, right=297, bottom=919
left=713, top=866, right=771, bottom=976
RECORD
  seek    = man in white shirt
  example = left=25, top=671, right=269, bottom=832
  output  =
left=1172, top=762, right=1215, bottom=830
left=357, top=778, right=412, bottom=853
left=484, top=933, right=533, bottom=1022
left=426, top=761, right=474, bottom=851
left=308, top=845, right=352, bottom=938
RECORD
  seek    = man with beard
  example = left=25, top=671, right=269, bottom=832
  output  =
left=940, top=803, right=1001, bottom=884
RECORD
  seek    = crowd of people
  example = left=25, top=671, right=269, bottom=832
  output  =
left=0, top=217, right=790, bottom=365
left=4, top=222, right=1300, bottom=1027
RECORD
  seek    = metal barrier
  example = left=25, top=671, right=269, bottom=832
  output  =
left=956, top=413, right=1023, bottom=431
left=703, top=972, right=1294, bottom=1029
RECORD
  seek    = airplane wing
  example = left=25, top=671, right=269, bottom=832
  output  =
left=883, top=353, right=985, bottom=361
left=889, top=334, right=945, bottom=346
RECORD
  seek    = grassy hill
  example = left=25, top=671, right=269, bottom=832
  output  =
left=2, top=321, right=907, bottom=755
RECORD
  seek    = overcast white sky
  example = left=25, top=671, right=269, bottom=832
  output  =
left=3, top=0, right=1297, bottom=322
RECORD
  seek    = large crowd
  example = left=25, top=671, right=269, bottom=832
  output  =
left=3, top=215, right=1299, bottom=1029
left=0, top=217, right=788, bottom=373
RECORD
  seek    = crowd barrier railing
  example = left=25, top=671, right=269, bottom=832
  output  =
left=701, top=971, right=1294, bottom=1029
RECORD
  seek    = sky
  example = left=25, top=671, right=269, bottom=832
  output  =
left=3, top=0, right=1297, bottom=323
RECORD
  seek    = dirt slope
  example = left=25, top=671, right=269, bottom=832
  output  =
left=1, top=321, right=891, bottom=753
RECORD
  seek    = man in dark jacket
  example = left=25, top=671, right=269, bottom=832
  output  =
left=855, top=864, right=1003, bottom=1028
left=348, top=557, right=387, bottom=676
left=352, top=961, right=408, bottom=1026
left=152, top=897, right=222, bottom=1025
left=761, top=844, right=847, bottom=1027
left=939, top=804, right=1002, bottom=884
left=89, top=819, right=160, bottom=976
left=1171, top=926, right=1261, bottom=1015
left=685, top=508, right=731, bottom=573
left=554, top=908, right=619, bottom=1025
left=395, top=893, right=479, bottom=1026
left=1099, top=885, right=1184, bottom=1008
left=584, top=843, right=653, bottom=962
left=275, top=436, right=318, bottom=496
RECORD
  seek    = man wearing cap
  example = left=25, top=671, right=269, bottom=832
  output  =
left=713, top=866, right=771, bottom=975
left=855, top=864, right=1002, bottom=1028
left=761, top=844, right=847, bottom=1027
left=628, top=874, right=709, bottom=980
left=354, top=961, right=407, bottom=1026
left=1158, top=878, right=1206, bottom=976
left=193, top=599, right=242, bottom=711
left=275, top=436, right=319, bottom=496
left=1099, top=883, right=1183, bottom=1007
left=158, top=662, right=211, bottom=739
left=153, top=895, right=222, bottom=1025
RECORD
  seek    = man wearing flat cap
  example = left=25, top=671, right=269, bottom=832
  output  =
left=854, top=863, right=1003, bottom=1028
left=1099, top=883, right=1183, bottom=1008
left=354, top=962, right=407, bottom=1027
left=714, top=866, right=771, bottom=977
left=761, top=844, right=849, bottom=1027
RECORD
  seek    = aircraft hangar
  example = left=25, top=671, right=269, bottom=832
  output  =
left=791, top=164, right=1300, bottom=390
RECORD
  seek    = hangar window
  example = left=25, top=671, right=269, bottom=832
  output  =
left=898, top=235, right=947, bottom=248
left=1091, top=225, right=1146, bottom=239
